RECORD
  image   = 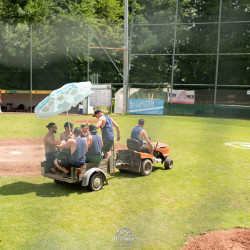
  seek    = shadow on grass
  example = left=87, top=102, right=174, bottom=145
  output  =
left=0, top=181, right=88, bottom=197
left=110, top=171, right=141, bottom=179
left=110, top=165, right=165, bottom=179
left=152, top=166, right=165, bottom=172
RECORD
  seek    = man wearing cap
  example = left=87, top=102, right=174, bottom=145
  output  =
left=131, top=118, right=153, bottom=156
left=60, top=122, right=74, bottom=142
left=86, top=124, right=103, bottom=163
left=80, top=123, right=89, bottom=139
left=93, top=109, right=120, bottom=159
left=54, top=127, right=88, bottom=178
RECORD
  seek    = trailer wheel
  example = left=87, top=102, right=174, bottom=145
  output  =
left=140, top=159, right=152, bottom=176
left=88, top=172, right=104, bottom=191
left=164, top=158, right=173, bottom=170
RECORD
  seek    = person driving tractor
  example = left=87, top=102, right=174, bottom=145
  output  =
left=131, top=118, right=153, bottom=156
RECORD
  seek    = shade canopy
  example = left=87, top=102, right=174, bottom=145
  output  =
left=35, top=82, right=92, bottom=118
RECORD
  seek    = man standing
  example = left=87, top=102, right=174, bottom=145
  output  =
left=80, top=123, right=89, bottom=139
left=93, top=110, right=120, bottom=159
left=60, top=122, right=73, bottom=141
left=44, top=123, right=60, bottom=173
left=86, top=124, right=103, bottom=163
left=131, top=119, right=153, bottom=156
left=54, top=127, right=87, bottom=178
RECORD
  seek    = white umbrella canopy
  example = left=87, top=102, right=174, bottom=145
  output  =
left=35, top=81, right=92, bottom=118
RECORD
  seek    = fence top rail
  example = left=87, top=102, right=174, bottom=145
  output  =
left=132, top=20, right=250, bottom=26
left=131, top=53, right=250, bottom=56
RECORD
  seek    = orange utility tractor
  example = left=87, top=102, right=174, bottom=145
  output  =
left=115, top=139, right=173, bottom=176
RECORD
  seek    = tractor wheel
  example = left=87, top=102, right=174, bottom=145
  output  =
left=164, top=158, right=173, bottom=170
left=140, top=159, right=153, bottom=176
left=88, top=172, right=104, bottom=191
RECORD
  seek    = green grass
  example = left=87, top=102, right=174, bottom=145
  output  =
left=0, top=113, right=249, bottom=249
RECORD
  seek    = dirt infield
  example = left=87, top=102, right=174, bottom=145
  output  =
left=181, top=228, right=250, bottom=250
left=0, top=138, right=126, bottom=176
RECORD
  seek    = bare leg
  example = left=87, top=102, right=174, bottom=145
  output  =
left=142, top=143, right=153, bottom=156
left=103, top=150, right=109, bottom=159
left=54, top=159, right=69, bottom=173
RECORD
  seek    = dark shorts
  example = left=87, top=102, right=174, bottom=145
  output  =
left=45, top=152, right=56, bottom=169
left=56, top=149, right=71, bottom=167
left=57, top=158, right=72, bottom=168
left=103, top=139, right=113, bottom=152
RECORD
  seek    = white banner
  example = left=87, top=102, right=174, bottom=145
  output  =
left=168, top=90, right=195, bottom=104
left=89, top=85, right=112, bottom=107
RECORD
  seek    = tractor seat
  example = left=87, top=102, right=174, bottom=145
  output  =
left=127, top=138, right=142, bottom=152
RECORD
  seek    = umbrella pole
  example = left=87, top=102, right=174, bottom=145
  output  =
left=67, top=111, right=72, bottom=135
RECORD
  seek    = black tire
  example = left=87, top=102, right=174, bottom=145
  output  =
left=54, top=179, right=66, bottom=185
left=164, top=158, right=173, bottom=170
left=88, top=172, right=104, bottom=191
left=140, top=159, right=153, bottom=176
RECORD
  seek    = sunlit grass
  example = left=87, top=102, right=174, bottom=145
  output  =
left=0, top=113, right=249, bottom=249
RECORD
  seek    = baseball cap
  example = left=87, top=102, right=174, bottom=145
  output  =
left=81, top=123, right=87, bottom=128
left=89, top=124, right=97, bottom=133
left=64, top=122, right=73, bottom=128
left=73, top=127, right=81, bottom=135
left=93, top=109, right=102, bottom=117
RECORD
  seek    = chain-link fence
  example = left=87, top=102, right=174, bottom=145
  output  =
left=0, top=0, right=249, bottom=112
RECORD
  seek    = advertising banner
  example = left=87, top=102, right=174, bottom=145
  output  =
left=168, top=90, right=195, bottom=104
left=89, top=85, right=112, bottom=107
left=129, top=99, right=164, bottom=115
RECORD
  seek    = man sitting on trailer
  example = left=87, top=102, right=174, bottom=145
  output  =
left=60, top=122, right=74, bottom=142
left=44, top=123, right=60, bottom=173
left=54, top=127, right=88, bottom=178
left=86, top=124, right=103, bottom=163
left=80, top=123, right=89, bottom=139
left=131, top=118, right=153, bottom=156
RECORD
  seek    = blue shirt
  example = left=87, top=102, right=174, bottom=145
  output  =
left=131, top=126, right=143, bottom=147
left=101, top=115, right=114, bottom=140
left=69, top=137, right=86, bottom=166
left=87, top=134, right=102, bottom=156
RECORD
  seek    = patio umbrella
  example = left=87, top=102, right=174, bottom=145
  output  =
left=35, top=82, right=92, bottom=121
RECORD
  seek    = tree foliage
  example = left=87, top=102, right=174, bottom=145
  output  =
left=0, top=0, right=249, bottom=90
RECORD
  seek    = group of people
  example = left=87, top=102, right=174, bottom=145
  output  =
left=44, top=109, right=152, bottom=178
left=44, top=110, right=120, bottom=178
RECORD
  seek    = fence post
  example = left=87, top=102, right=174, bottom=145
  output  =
left=30, top=24, right=33, bottom=113
left=87, top=25, right=90, bottom=82
left=170, top=0, right=179, bottom=104
left=214, top=0, right=223, bottom=105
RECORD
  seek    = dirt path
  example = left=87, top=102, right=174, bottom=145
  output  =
left=181, top=228, right=250, bottom=250
left=0, top=138, right=126, bottom=176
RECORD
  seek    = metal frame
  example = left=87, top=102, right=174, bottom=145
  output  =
left=30, top=24, right=33, bottom=113
left=129, top=0, right=250, bottom=105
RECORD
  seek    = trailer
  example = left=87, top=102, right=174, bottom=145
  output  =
left=41, top=157, right=115, bottom=191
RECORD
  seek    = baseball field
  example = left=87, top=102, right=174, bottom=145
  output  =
left=0, top=113, right=249, bottom=249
